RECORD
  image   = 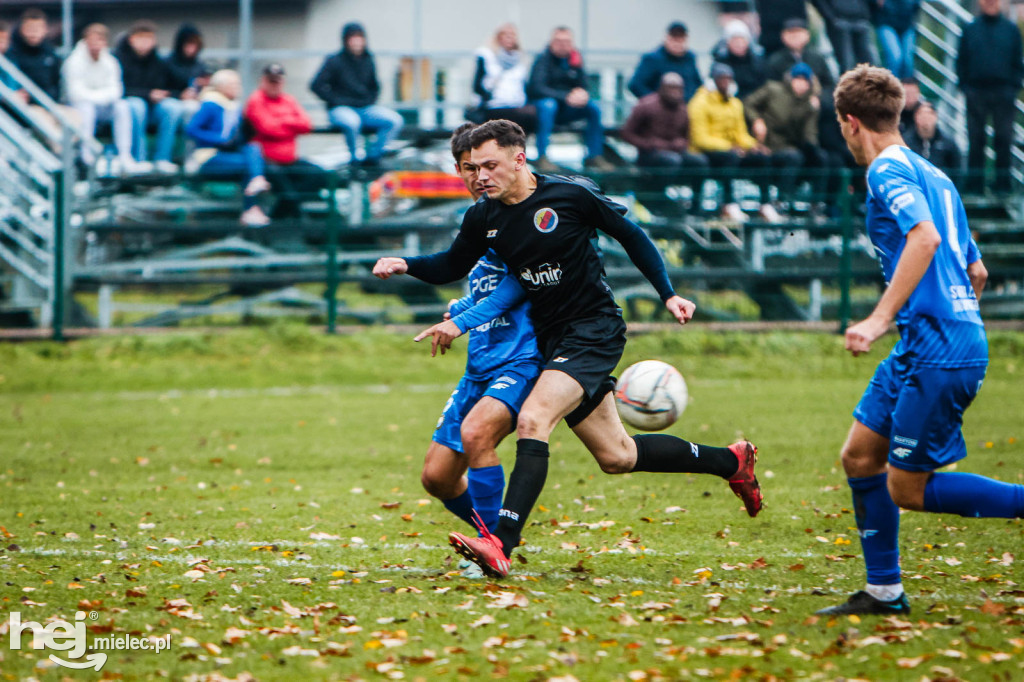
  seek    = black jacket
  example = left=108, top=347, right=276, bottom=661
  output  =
left=627, top=46, right=702, bottom=101
left=711, top=39, right=768, bottom=100
left=811, top=0, right=872, bottom=24
left=6, top=28, right=61, bottom=100
left=166, top=23, right=208, bottom=94
left=754, top=0, right=808, bottom=54
left=310, top=49, right=380, bottom=109
left=904, top=126, right=962, bottom=175
left=957, top=13, right=1024, bottom=93
left=767, top=47, right=835, bottom=91
left=114, top=36, right=173, bottom=100
left=527, top=48, right=588, bottom=102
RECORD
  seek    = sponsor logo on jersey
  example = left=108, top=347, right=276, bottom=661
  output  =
left=498, top=509, right=519, bottom=521
left=533, top=208, right=559, bottom=233
left=892, top=447, right=913, bottom=459
left=487, top=229, right=498, bottom=238
left=889, top=192, right=915, bottom=215
left=474, top=316, right=510, bottom=332
left=552, top=357, right=568, bottom=363
left=520, top=262, right=562, bottom=289
left=949, top=284, right=980, bottom=313
left=496, top=376, right=517, bottom=385
left=471, top=273, right=501, bottom=296
left=491, top=382, right=510, bottom=390
left=893, top=435, right=918, bottom=448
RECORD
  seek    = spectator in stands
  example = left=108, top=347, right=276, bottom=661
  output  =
left=621, top=72, right=708, bottom=198
left=470, top=24, right=536, bottom=133
left=957, top=0, right=1023, bottom=193
left=115, top=20, right=184, bottom=173
left=903, top=100, right=962, bottom=183
left=745, top=62, right=830, bottom=208
left=688, top=63, right=779, bottom=223
left=899, top=76, right=921, bottom=132
left=7, top=9, right=60, bottom=104
left=712, top=19, right=768, bottom=100
left=628, top=22, right=702, bottom=102
left=311, top=22, right=403, bottom=168
left=810, top=0, right=878, bottom=73
left=167, top=24, right=211, bottom=121
left=767, top=19, right=835, bottom=91
left=62, top=24, right=143, bottom=173
left=186, top=69, right=271, bottom=227
left=245, top=63, right=318, bottom=219
left=527, top=26, right=613, bottom=172
left=754, top=0, right=808, bottom=56
left=873, top=0, right=920, bottom=79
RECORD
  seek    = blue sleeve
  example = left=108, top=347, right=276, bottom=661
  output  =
left=448, top=294, right=473, bottom=317
left=867, top=163, right=934, bottom=235
left=185, top=102, right=226, bottom=147
left=966, top=237, right=981, bottom=264
left=451, top=275, right=528, bottom=333
left=405, top=206, right=488, bottom=284
left=579, top=187, right=676, bottom=302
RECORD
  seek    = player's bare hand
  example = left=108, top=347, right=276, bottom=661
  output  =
left=845, top=315, right=889, bottom=356
left=372, top=257, right=408, bottom=280
left=443, top=298, right=460, bottom=321
left=665, top=295, right=696, bottom=325
left=414, top=319, right=464, bottom=357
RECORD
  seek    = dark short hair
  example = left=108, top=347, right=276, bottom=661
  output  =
left=834, top=64, right=904, bottom=133
left=128, top=20, right=158, bottom=36
left=450, top=122, right=477, bottom=163
left=468, top=119, right=527, bottom=151
left=0, top=21, right=10, bottom=34
left=20, top=9, right=47, bottom=23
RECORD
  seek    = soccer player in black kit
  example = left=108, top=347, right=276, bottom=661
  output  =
left=373, top=120, right=762, bottom=578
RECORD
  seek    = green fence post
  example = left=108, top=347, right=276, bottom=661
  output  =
left=52, top=168, right=65, bottom=342
left=838, top=168, right=853, bottom=334
left=324, top=171, right=340, bottom=335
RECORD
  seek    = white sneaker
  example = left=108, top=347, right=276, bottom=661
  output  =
left=154, top=160, right=179, bottom=174
left=121, top=159, right=153, bottom=175
left=240, top=206, right=271, bottom=228
left=722, top=202, right=748, bottom=223
left=244, top=175, right=272, bottom=196
left=759, top=203, right=784, bottom=224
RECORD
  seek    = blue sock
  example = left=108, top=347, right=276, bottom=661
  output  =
left=849, top=473, right=902, bottom=585
left=924, top=472, right=1024, bottom=518
left=467, top=465, right=505, bottom=533
left=442, top=489, right=477, bottom=531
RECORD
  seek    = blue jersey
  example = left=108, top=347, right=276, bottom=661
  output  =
left=865, top=145, right=987, bottom=368
left=448, top=250, right=541, bottom=380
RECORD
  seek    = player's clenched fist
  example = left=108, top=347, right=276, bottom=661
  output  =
left=372, top=257, right=408, bottom=279
left=665, top=295, right=696, bottom=325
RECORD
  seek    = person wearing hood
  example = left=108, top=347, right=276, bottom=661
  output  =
left=310, top=22, right=402, bottom=167
left=62, top=23, right=143, bottom=172
left=903, top=100, right=962, bottom=185
left=872, top=0, right=920, bottom=79
left=470, top=23, right=536, bottom=133
left=186, top=69, right=271, bottom=227
left=745, top=62, right=830, bottom=207
left=766, top=19, right=835, bottom=91
left=115, top=20, right=184, bottom=173
left=621, top=72, right=708, bottom=200
left=167, top=23, right=210, bottom=119
left=711, top=19, right=767, bottom=100
left=810, top=0, right=879, bottom=73
left=688, top=62, right=778, bottom=223
left=628, top=22, right=702, bottom=102
left=957, top=0, right=1023, bottom=193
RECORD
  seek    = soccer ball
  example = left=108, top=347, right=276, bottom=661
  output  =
left=614, top=360, right=688, bottom=431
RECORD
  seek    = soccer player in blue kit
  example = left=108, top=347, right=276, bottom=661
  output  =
left=818, top=65, right=1024, bottom=616
left=419, top=124, right=542, bottom=550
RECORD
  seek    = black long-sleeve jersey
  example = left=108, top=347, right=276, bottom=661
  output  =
left=405, top=174, right=676, bottom=341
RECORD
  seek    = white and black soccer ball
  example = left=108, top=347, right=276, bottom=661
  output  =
left=614, top=360, right=688, bottom=431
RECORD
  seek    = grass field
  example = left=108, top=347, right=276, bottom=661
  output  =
left=1, top=326, right=1022, bottom=681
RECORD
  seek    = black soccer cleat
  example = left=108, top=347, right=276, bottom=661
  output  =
left=815, top=590, right=911, bottom=616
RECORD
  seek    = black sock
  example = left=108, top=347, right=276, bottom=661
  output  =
left=631, top=434, right=738, bottom=478
left=493, top=439, right=549, bottom=557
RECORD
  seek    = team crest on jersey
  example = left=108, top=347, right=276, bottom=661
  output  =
left=533, top=208, right=559, bottom=233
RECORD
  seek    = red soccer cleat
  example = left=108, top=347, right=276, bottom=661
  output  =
left=448, top=511, right=511, bottom=578
left=728, top=441, right=763, bottom=517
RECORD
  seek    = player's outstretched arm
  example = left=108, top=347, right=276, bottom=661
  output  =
left=450, top=275, right=527, bottom=332
left=372, top=257, right=408, bottom=279
left=846, top=220, right=941, bottom=356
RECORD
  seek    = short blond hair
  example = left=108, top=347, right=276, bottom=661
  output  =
left=834, top=64, right=904, bottom=133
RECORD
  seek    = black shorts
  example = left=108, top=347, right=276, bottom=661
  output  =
left=537, top=313, right=627, bottom=428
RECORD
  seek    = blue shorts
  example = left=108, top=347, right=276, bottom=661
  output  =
left=853, top=352, right=986, bottom=472
left=432, top=358, right=541, bottom=453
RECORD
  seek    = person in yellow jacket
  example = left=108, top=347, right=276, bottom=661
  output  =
left=688, top=62, right=781, bottom=223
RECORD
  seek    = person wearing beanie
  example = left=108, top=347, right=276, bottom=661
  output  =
left=688, top=62, right=778, bottom=223
left=903, top=101, right=962, bottom=185
left=628, top=21, right=702, bottom=102
left=711, top=19, right=767, bottom=100
left=310, top=22, right=403, bottom=166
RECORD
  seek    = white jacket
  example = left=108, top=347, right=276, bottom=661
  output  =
left=474, top=47, right=528, bottom=109
left=62, top=40, right=123, bottom=106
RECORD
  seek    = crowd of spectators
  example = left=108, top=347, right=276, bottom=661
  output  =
left=1, top=0, right=1023, bottom=226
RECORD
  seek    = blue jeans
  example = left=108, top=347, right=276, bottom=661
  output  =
left=198, top=143, right=267, bottom=210
left=327, top=104, right=403, bottom=161
left=534, top=98, right=604, bottom=159
left=876, top=25, right=916, bottom=80
left=125, top=96, right=184, bottom=163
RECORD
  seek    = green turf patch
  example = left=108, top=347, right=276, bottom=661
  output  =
left=1, top=327, right=1021, bottom=680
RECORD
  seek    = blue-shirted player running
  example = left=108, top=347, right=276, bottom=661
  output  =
left=818, top=65, right=1024, bottom=616
left=419, top=124, right=542, bottom=554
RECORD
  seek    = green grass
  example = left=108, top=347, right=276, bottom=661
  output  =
left=1, top=326, right=1022, bottom=681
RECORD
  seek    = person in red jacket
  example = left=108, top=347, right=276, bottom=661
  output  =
left=244, top=64, right=319, bottom=218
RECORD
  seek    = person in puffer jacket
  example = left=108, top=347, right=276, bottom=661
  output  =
left=186, top=70, right=271, bottom=227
